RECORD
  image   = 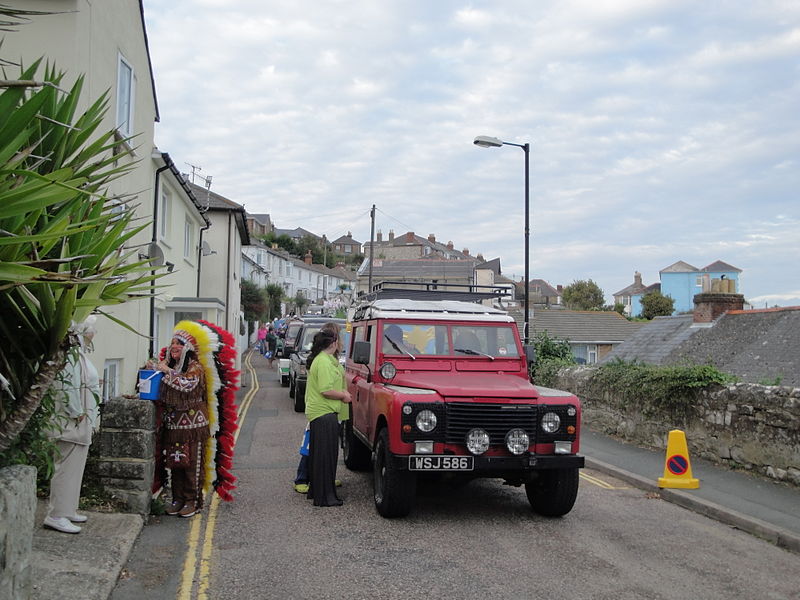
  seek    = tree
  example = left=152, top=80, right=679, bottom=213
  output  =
left=265, top=283, right=284, bottom=319
left=240, top=280, right=267, bottom=323
left=640, top=291, right=675, bottom=319
left=529, top=331, right=576, bottom=384
left=0, top=62, right=161, bottom=461
left=292, top=292, right=309, bottom=315
left=561, top=279, right=605, bottom=310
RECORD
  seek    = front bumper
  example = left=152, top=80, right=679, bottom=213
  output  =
left=389, top=453, right=584, bottom=472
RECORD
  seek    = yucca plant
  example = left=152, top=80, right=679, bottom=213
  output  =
left=0, top=59, right=162, bottom=464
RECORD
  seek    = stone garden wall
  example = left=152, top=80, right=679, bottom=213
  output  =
left=553, top=366, right=800, bottom=486
left=0, top=465, right=36, bottom=600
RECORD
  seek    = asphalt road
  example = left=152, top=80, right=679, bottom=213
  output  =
left=113, top=353, right=800, bottom=600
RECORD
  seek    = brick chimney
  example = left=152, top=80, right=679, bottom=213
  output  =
left=557, top=284, right=563, bottom=294
left=462, top=248, right=469, bottom=256
left=476, top=253, right=484, bottom=262
left=447, top=241, right=454, bottom=250
left=304, top=250, right=313, bottom=265
left=406, top=231, right=415, bottom=243
left=376, top=230, right=382, bottom=242
left=428, top=233, right=436, bottom=243
left=693, top=292, right=745, bottom=324
left=634, top=271, right=642, bottom=287
left=388, top=229, right=395, bottom=241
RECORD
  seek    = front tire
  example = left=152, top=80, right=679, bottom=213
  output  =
left=373, top=429, right=416, bottom=518
left=525, top=468, right=579, bottom=517
left=343, top=419, right=371, bottom=471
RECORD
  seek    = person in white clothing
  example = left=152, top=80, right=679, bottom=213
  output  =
left=43, top=317, right=101, bottom=534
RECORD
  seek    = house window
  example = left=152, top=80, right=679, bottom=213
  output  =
left=102, top=359, right=121, bottom=403
left=344, top=245, right=352, bottom=254
left=571, top=344, right=598, bottom=365
left=116, top=55, right=135, bottom=136
left=159, top=186, right=171, bottom=240
left=175, top=311, right=202, bottom=324
left=184, top=218, right=194, bottom=259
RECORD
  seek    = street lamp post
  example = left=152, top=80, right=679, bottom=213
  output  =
left=474, top=135, right=531, bottom=344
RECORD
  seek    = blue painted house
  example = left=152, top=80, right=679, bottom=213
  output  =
left=660, top=260, right=741, bottom=313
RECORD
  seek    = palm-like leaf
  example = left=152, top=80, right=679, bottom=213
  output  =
left=0, top=62, right=165, bottom=458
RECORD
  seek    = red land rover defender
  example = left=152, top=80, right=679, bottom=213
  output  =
left=343, top=298, right=585, bottom=518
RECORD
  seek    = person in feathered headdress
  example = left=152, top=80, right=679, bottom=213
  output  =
left=151, top=321, right=214, bottom=517
left=149, top=320, right=239, bottom=517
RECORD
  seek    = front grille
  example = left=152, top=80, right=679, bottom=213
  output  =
left=446, top=402, right=537, bottom=446
left=400, top=401, right=579, bottom=447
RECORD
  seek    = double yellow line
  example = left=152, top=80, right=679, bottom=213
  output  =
left=177, top=350, right=259, bottom=600
left=580, top=471, right=627, bottom=490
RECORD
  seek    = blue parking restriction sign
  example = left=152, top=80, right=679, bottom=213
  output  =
left=667, top=454, right=689, bottom=475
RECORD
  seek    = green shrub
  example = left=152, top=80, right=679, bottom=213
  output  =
left=593, top=359, right=735, bottom=418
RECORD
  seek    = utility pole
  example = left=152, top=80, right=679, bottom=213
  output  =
left=368, top=204, right=376, bottom=295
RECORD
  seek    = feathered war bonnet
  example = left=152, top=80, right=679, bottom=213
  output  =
left=170, top=320, right=239, bottom=501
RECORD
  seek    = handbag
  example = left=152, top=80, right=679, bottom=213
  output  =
left=166, top=442, right=191, bottom=469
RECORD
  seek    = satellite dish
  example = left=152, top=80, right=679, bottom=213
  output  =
left=141, top=242, right=165, bottom=267
left=201, top=240, right=217, bottom=256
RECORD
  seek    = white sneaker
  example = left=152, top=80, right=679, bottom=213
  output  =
left=67, top=514, right=88, bottom=523
left=44, top=516, right=81, bottom=534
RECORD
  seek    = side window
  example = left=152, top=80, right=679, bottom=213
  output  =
left=366, top=324, right=376, bottom=364
left=116, top=54, right=135, bottom=136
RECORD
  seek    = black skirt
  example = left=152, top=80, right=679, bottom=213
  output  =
left=307, top=412, right=342, bottom=507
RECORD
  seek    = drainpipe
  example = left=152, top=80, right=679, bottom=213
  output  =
left=196, top=222, right=210, bottom=297
left=150, top=161, right=170, bottom=358
left=225, top=211, right=232, bottom=330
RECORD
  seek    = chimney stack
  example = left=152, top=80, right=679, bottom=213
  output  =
left=634, top=271, right=642, bottom=287
left=389, top=229, right=395, bottom=241
left=557, top=284, right=563, bottom=294
left=693, top=292, right=744, bottom=324
left=304, top=250, right=313, bottom=265
left=428, top=233, right=436, bottom=243
left=477, top=253, right=485, bottom=262
left=376, top=230, right=383, bottom=242
left=462, top=248, right=469, bottom=256
left=446, top=241, right=454, bottom=250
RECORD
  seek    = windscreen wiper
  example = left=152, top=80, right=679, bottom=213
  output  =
left=454, top=348, right=495, bottom=360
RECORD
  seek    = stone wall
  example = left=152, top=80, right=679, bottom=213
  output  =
left=553, top=366, right=800, bottom=487
left=0, top=465, right=36, bottom=600
left=92, top=397, right=157, bottom=515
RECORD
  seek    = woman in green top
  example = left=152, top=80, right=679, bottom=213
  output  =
left=304, top=328, right=351, bottom=506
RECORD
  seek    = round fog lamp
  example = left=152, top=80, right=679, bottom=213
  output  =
left=379, top=362, right=397, bottom=380
left=466, top=428, right=490, bottom=455
left=415, top=410, right=437, bottom=432
left=505, top=428, right=529, bottom=455
left=567, top=406, right=577, bottom=417
left=541, top=412, right=561, bottom=433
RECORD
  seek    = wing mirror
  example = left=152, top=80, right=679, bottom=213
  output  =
left=352, top=341, right=371, bottom=365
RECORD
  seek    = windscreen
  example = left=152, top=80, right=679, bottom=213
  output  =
left=380, top=322, right=520, bottom=358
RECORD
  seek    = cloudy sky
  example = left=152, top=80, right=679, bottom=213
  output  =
left=142, top=1, right=799, bottom=307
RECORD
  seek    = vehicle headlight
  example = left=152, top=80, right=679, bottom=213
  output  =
left=379, top=362, right=397, bottom=380
left=505, top=428, right=530, bottom=455
left=415, top=410, right=437, bottom=432
left=541, top=412, right=561, bottom=433
left=466, top=428, right=490, bottom=455
left=567, top=406, right=577, bottom=417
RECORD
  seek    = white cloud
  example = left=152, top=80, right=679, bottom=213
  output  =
left=142, top=0, right=800, bottom=307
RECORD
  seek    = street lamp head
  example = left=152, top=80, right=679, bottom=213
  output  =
left=473, top=135, right=504, bottom=148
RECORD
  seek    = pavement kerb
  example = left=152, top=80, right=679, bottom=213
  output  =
left=584, top=456, right=800, bottom=555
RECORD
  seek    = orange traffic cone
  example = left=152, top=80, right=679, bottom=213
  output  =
left=657, top=429, right=699, bottom=489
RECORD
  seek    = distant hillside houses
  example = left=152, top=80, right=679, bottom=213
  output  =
left=614, top=260, right=742, bottom=317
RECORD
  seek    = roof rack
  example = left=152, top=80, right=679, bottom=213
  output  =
left=362, top=281, right=510, bottom=303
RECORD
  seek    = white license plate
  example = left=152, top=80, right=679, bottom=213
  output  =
left=408, top=455, right=474, bottom=471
